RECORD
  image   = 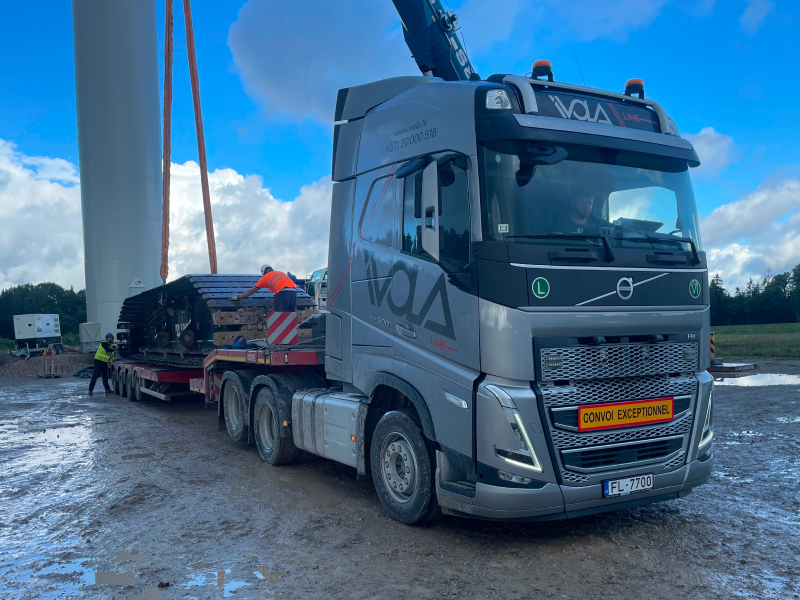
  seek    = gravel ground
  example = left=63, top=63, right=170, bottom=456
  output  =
left=0, top=351, right=94, bottom=380
left=0, top=374, right=798, bottom=600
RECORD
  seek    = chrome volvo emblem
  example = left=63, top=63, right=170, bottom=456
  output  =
left=616, top=277, right=634, bottom=300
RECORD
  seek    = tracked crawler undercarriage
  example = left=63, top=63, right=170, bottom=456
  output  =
left=116, top=275, right=318, bottom=361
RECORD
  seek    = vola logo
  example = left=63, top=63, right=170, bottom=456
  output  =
left=617, top=277, right=634, bottom=300
left=549, top=95, right=612, bottom=125
left=364, top=252, right=456, bottom=341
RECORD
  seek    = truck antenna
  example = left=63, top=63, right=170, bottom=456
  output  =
left=573, top=49, right=586, bottom=86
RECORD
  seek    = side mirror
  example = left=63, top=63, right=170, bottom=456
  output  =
left=420, top=161, right=439, bottom=261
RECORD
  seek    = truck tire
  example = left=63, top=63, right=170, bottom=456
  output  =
left=370, top=409, right=439, bottom=525
left=253, top=387, right=301, bottom=465
left=127, top=372, right=137, bottom=402
left=133, top=373, right=143, bottom=402
left=118, top=369, right=126, bottom=397
left=222, top=371, right=256, bottom=444
left=111, top=368, right=118, bottom=394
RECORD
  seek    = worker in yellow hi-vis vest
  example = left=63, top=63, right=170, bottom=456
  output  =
left=89, top=333, right=119, bottom=394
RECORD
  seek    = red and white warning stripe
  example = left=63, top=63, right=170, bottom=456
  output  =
left=267, top=311, right=298, bottom=345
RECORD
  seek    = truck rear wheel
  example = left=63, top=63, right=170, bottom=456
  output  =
left=253, top=387, right=301, bottom=465
left=111, top=368, right=118, bottom=394
left=370, top=410, right=438, bottom=525
left=126, top=372, right=137, bottom=402
left=222, top=371, right=254, bottom=443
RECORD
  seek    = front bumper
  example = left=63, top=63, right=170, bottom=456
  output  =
left=437, top=454, right=712, bottom=521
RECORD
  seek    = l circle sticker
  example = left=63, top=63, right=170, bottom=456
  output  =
left=689, top=279, right=701, bottom=299
left=532, top=277, right=550, bottom=299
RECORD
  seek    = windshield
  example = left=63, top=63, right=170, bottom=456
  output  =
left=480, top=142, right=702, bottom=251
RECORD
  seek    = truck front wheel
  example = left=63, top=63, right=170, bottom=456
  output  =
left=370, top=410, right=438, bottom=525
left=253, top=387, right=301, bottom=465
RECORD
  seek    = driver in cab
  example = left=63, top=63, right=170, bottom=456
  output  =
left=550, top=187, right=609, bottom=235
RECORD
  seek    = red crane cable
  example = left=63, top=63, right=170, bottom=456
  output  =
left=160, top=0, right=174, bottom=285
left=183, top=0, right=218, bottom=274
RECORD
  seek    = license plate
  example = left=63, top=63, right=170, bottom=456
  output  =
left=578, top=397, right=674, bottom=431
left=603, top=474, right=654, bottom=497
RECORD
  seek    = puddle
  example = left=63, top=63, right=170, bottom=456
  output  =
left=254, top=566, right=286, bottom=584
left=115, top=550, right=149, bottom=563
left=127, top=589, right=163, bottom=600
left=183, top=566, right=249, bottom=598
left=776, top=416, right=800, bottom=424
left=96, top=571, right=138, bottom=584
left=106, top=453, right=156, bottom=462
left=714, top=374, right=800, bottom=386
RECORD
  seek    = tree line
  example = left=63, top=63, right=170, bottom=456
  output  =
left=710, top=264, right=800, bottom=326
left=0, top=283, right=87, bottom=340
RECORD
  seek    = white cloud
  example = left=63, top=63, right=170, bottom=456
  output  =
left=0, top=140, right=84, bottom=290
left=702, top=178, right=800, bottom=289
left=456, top=0, right=521, bottom=52
left=545, top=0, right=667, bottom=42
left=228, top=0, right=416, bottom=122
left=685, top=127, right=736, bottom=178
left=740, top=0, right=774, bottom=34
left=165, top=162, right=330, bottom=280
left=0, top=139, right=331, bottom=291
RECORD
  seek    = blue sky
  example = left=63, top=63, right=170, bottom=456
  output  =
left=1, top=0, right=798, bottom=290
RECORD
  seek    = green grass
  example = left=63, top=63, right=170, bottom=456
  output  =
left=0, top=333, right=79, bottom=351
left=712, top=323, right=800, bottom=359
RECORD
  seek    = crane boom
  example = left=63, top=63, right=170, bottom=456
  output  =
left=391, top=0, right=479, bottom=82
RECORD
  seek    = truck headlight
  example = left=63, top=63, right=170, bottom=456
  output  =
left=485, top=385, right=543, bottom=472
left=486, top=89, right=513, bottom=110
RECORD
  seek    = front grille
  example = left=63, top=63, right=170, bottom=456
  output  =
left=535, top=346, right=698, bottom=485
left=540, top=374, right=697, bottom=408
left=561, top=436, right=683, bottom=472
left=549, top=411, right=693, bottom=448
left=540, top=343, right=698, bottom=381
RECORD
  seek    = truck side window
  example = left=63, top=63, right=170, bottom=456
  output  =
left=358, top=175, right=396, bottom=248
left=401, top=171, right=426, bottom=257
left=438, top=162, right=470, bottom=268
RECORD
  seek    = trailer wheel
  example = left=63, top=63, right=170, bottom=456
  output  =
left=126, top=372, right=137, bottom=402
left=370, top=410, right=438, bottom=525
left=222, top=373, right=252, bottom=443
left=117, top=369, right=126, bottom=396
left=111, top=368, right=118, bottom=394
left=253, top=387, right=301, bottom=465
left=133, top=373, right=143, bottom=402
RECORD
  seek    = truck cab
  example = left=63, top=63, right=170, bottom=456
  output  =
left=323, top=70, right=713, bottom=522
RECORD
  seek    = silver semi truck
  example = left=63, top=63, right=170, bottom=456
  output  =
left=311, top=66, right=714, bottom=524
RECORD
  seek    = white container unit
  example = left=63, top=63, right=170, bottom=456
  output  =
left=13, top=314, right=63, bottom=352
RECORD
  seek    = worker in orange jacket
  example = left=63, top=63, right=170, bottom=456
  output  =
left=232, top=264, right=298, bottom=312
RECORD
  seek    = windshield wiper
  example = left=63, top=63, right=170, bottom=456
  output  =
left=616, top=234, right=701, bottom=265
left=505, top=233, right=616, bottom=262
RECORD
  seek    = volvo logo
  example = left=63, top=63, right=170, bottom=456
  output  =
left=617, top=277, right=634, bottom=300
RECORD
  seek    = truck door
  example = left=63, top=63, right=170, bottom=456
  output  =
left=390, top=154, right=479, bottom=463
left=350, top=166, right=400, bottom=349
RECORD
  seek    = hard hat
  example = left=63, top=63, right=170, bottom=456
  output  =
left=105, top=333, right=114, bottom=339
left=260, top=264, right=272, bottom=275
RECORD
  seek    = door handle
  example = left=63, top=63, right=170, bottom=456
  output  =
left=396, top=324, right=416, bottom=340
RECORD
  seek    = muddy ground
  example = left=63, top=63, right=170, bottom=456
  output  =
left=1, top=365, right=799, bottom=600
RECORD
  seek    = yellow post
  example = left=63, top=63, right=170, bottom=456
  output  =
left=710, top=332, right=715, bottom=358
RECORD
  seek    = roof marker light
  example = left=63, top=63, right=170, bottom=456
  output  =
left=625, top=78, right=645, bottom=99
left=532, top=60, right=553, bottom=82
